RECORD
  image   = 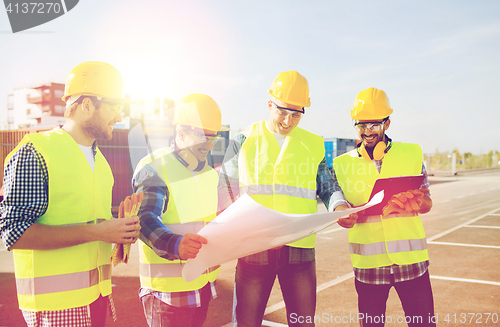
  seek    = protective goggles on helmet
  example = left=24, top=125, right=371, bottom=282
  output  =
left=184, top=129, right=221, bottom=146
left=354, top=117, right=388, bottom=131
left=273, top=102, right=304, bottom=118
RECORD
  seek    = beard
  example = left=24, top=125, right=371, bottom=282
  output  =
left=361, top=132, right=384, bottom=148
left=82, top=110, right=113, bottom=141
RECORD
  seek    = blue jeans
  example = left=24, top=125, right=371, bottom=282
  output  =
left=233, top=250, right=317, bottom=327
left=140, top=284, right=212, bottom=327
left=355, top=270, right=436, bottom=327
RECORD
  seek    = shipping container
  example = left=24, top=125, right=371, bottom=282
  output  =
left=324, top=137, right=357, bottom=169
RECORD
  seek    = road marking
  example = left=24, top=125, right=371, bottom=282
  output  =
left=316, top=272, right=354, bottom=292
left=490, top=214, right=500, bottom=216
left=427, top=207, right=500, bottom=242
left=263, top=272, right=354, bottom=316
left=431, top=275, right=500, bottom=286
left=464, top=225, right=500, bottom=229
left=438, top=191, right=500, bottom=203
left=262, top=321, right=288, bottom=327
left=428, top=241, right=500, bottom=249
left=222, top=319, right=289, bottom=327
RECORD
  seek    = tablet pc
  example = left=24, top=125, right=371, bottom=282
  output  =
left=362, top=175, right=425, bottom=216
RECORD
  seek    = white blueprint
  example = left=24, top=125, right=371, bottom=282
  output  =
left=182, top=191, right=384, bottom=282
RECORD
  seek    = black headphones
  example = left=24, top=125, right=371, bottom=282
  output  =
left=356, top=135, right=392, bottom=161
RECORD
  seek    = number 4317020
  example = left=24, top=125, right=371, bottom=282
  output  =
left=443, top=313, right=498, bottom=324
left=5, top=2, right=62, bottom=14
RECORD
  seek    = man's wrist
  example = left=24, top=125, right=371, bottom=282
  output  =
left=174, top=235, right=183, bottom=259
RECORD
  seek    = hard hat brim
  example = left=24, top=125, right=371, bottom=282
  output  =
left=62, top=93, right=136, bottom=105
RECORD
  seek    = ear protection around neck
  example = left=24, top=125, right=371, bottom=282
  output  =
left=174, top=149, right=207, bottom=171
left=357, top=136, right=392, bottom=161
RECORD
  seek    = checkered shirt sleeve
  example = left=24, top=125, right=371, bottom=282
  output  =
left=132, top=164, right=182, bottom=260
left=317, top=158, right=350, bottom=211
left=0, top=142, right=48, bottom=249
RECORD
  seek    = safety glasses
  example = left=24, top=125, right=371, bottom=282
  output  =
left=73, top=96, right=124, bottom=116
left=354, top=118, right=388, bottom=131
left=98, top=99, right=124, bottom=116
left=184, top=129, right=221, bottom=146
left=273, top=102, right=304, bottom=119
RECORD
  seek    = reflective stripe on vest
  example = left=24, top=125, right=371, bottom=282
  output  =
left=140, top=263, right=220, bottom=278
left=362, top=213, right=417, bottom=224
left=135, top=148, right=219, bottom=292
left=350, top=238, right=427, bottom=256
left=238, top=121, right=324, bottom=249
left=10, top=128, right=113, bottom=311
left=240, top=184, right=316, bottom=200
left=16, top=264, right=111, bottom=296
left=333, top=143, right=429, bottom=268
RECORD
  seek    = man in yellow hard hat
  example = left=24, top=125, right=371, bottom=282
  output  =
left=218, top=71, right=352, bottom=326
left=0, top=61, right=141, bottom=327
left=132, top=93, right=229, bottom=327
left=333, top=87, right=435, bottom=327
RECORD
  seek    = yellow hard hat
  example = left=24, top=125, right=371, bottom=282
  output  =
left=173, top=93, right=230, bottom=132
left=268, top=71, right=311, bottom=107
left=62, top=61, right=130, bottom=103
left=351, top=87, right=393, bottom=120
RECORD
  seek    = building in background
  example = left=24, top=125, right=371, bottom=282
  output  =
left=5, top=83, right=67, bottom=130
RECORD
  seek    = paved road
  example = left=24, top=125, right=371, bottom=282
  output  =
left=1, top=171, right=499, bottom=327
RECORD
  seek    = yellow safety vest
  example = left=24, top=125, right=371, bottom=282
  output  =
left=5, top=127, right=113, bottom=312
left=239, top=121, right=325, bottom=248
left=135, top=147, right=220, bottom=293
left=333, top=143, right=429, bottom=269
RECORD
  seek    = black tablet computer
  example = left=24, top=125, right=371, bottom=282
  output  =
left=362, top=175, right=425, bottom=216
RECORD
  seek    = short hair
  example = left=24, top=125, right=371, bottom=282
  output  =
left=64, top=96, right=102, bottom=118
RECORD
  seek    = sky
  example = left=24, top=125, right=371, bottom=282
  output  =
left=0, top=0, right=499, bottom=155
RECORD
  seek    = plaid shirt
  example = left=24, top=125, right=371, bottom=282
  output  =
left=0, top=141, right=116, bottom=325
left=132, top=151, right=217, bottom=308
left=353, top=150, right=431, bottom=284
left=217, top=128, right=350, bottom=265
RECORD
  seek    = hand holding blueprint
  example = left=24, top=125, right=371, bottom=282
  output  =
left=182, top=191, right=384, bottom=282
